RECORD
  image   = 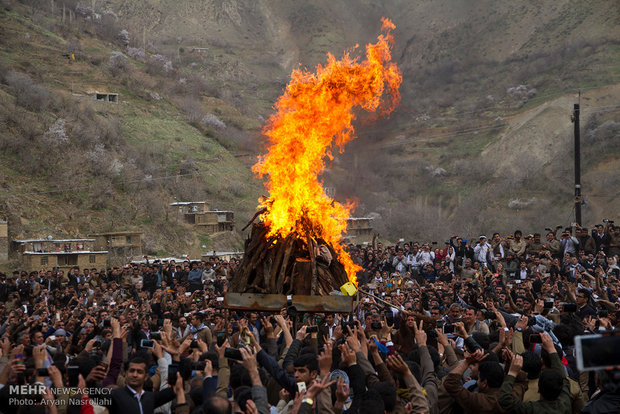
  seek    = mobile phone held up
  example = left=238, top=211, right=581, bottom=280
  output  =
left=224, top=347, right=243, bottom=361
left=140, top=339, right=154, bottom=349
left=575, top=334, right=620, bottom=371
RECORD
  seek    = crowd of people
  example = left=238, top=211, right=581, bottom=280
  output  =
left=0, top=220, right=619, bottom=414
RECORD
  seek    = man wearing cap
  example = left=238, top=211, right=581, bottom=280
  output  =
left=526, top=233, right=545, bottom=257
left=474, top=236, right=492, bottom=266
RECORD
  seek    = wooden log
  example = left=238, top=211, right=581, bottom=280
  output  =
left=307, top=237, right=319, bottom=295
left=317, top=264, right=333, bottom=294
left=231, top=224, right=270, bottom=291
left=291, top=258, right=312, bottom=295
left=262, top=245, right=275, bottom=292
left=270, top=234, right=292, bottom=293
left=242, top=207, right=267, bottom=231
left=277, top=238, right=295, bottom=294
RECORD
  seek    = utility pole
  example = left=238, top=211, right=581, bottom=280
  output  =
left=573, top=93, right=582, bottom=225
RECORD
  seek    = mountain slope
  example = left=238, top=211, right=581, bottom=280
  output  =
left=0, top=0, right=618, bottom=254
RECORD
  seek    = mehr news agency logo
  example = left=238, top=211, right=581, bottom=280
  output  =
left=8, top=384, right=112, bottom=406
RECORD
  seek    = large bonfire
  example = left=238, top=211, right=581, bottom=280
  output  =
left=230, top=18, right=402, bottom=296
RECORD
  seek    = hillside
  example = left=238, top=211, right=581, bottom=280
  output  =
left=0, top=0, right=619, bottom=260
left=0, top=2, right=264, bottom=260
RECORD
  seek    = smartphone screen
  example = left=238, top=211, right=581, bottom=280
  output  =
left=575, top=334, right=620, bottom=371
left=140, top=339, right=154, bottom=348
left=67, top=366, right=80, bottom=387
left=216, top=332, right=226, bottom=347
left=168, top=363, right=179, bottom=386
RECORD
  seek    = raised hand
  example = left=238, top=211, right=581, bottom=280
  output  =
left=296, top=325, right=308, bottom=341
left=345, top=327, right=362, bottom=353
left=245, top=399, right=259, bottom=414
left=386, top=354, right=410, bottom=377
left=540, top=332, right=555, bottom=354
left=413, top=320, right=427, bottom=346
left=239, top=346, right=259, bottom=374
left=335, top=377, right=350, bottom=404
left=203, top=359, right=213, bottom=377
left=508, top=354, right=523, bottom=376
left=318, top=342, right=333, bottom=376
left=465, top=349, right=487, bottom=365
left=215, top=339, right=229, bottom=360
left=515, top=316, right=528, bottom=331
left=338, top=343, right=357, bottom=367
left=305, top=375, right=336, bottom=400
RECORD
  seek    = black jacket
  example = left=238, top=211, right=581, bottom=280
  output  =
left=104, top=385, right=176, bottom=414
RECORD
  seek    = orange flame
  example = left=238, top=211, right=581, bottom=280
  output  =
left=253, top=18, right=402, bottom=286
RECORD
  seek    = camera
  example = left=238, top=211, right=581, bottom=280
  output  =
left=529, top=333, right=542, bottom=343
left=306, top=326, right=318, bottom=333
left=150, top=331, right=162, bottom=341
left=370, top=322, right=382, bottom=330
left=190, top=340, right=199, bottom=349
left=442, top=324, right=455, bottom=334
left=103, top=319, right=111, bottom=328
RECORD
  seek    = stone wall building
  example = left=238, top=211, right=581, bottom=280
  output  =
left=89, top=231, right=143, bottom=265
left=345, top=217, right=374, bottom=242
left=12, top=238, right=108, bottom=272
left=170, top=201, right=235, bottom=234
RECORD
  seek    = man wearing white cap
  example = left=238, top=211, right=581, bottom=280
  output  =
left=474, top=235, right=492, bottom=266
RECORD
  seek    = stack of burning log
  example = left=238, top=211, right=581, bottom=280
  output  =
left=230, top=220, right=350, bottom=296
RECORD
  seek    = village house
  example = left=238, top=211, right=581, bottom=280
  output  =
left=88, top=231, right=143, bottom=265
left=169, top=201, right=235, bottom=234
left=11, top=237, right=108, bottom=272
left=201, top=250, right=244, bottom=262
left=345, top=217, right=374, bottom=242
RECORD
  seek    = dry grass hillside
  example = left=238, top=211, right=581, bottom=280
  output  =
left=0, top=0, right=618, bottom=258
